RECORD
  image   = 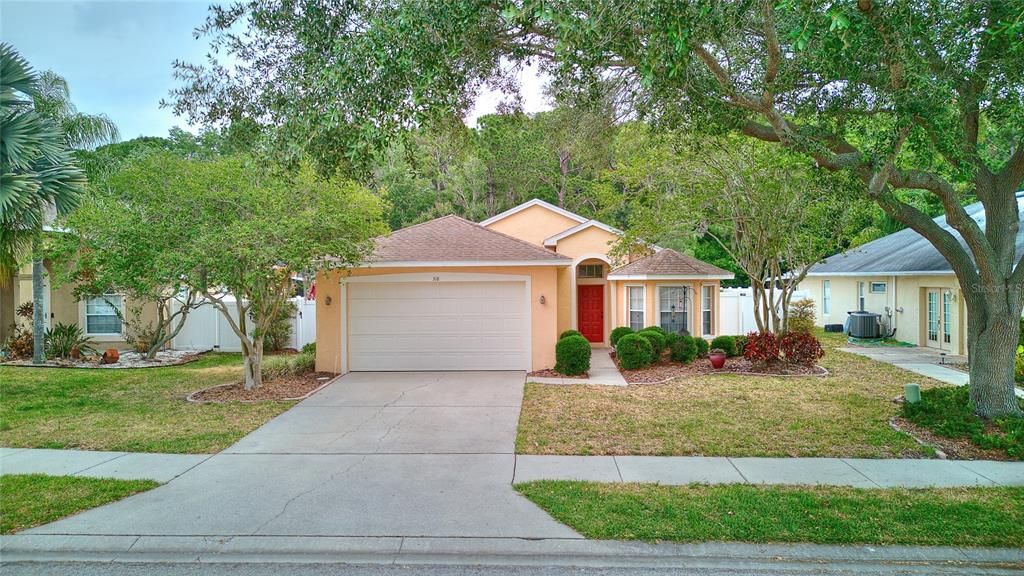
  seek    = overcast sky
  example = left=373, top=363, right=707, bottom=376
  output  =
left=1, top=0, right=549, bottom=141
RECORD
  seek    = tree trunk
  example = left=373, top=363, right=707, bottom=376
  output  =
left=558, top=149, right=570, bottom=207
left=242, top=337, right=264, bottom=391
left=966, top=295, right=1022, bottom=418
left=31, top=238, right=45, bottom=365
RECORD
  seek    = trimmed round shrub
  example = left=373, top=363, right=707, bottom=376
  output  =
left=610, top=326, right=634, bottom=347
left=638, top=329, right=666, bottom=357
left=301, top=341, right=316, bottom=355
left=710, top=335, right=737, bottom=357
left=616, top=333, right=653, bottom=370
left=694, top=337, right=709, bottom=358
left=643, top=325, right=666, bottom=335
left=559, top=329, right=583, bottom=340
left=670, top=334, right=698, bottom=364
left=555, top=334, right=591, bottom=375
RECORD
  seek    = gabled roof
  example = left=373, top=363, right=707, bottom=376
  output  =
left=479, top=198, right=588, bottom=227
left=807, top=193, right=1024, bottom=276
left=608, top=248, right=734, bottom=280
left=543, top=219, right=623, bottom=247
left=365, top=215, right=571, bottom=267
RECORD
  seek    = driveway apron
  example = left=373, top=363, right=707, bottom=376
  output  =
left=26, top=372, right=579, bottom=539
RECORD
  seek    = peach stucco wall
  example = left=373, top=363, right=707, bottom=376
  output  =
left=484, top=204, right=582, bottom=247
left=315, top=265, right=561, bottom=374
left=552, top=226, right=620, bottom=261
left=612, top=280, right=722, bottom=339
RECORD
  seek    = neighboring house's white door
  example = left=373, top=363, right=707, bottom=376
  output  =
left=347, top=280, right=528, bottom=371
left=924, top=288, right=947, bottom=350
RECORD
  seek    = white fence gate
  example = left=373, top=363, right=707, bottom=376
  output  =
left=718, top=287, right=808, bottom=336
left=171, top=296, right=316, bottom=352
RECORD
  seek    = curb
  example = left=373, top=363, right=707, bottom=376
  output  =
left=2, top=535, right=1022, bottom=569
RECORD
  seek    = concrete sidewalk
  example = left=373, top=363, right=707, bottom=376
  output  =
left=0, top=448, right=208, bottom=482
left=530, top=347, right=627, bottom=386
left=513, top=455, right=1024, bottom=488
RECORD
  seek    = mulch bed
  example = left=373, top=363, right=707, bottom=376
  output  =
left=527, top=368, right=589, bottom=379
left=890, top=416, right=1016, bottom=461
left=610, top=351, right=827, bottom=384
left=188, top=371, right=336, bottom=403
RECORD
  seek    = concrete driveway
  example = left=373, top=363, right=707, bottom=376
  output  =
left=25, top=372, right=579, bottom=539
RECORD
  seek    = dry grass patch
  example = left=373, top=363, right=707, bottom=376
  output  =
left=517, top=333, right=939, bottom=457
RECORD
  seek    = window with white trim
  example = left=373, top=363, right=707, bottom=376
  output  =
left=659, top=286, right=689, bottom=334
left=701, top=285, right=714, bottom=336
left=870, top=282, right=886, bottom=294
left=85, top=294, right=123, bottom=335
left=857, top=282, right=866, bottom=311
left=822, top=280, right=831, bottom=315
left=628, top=286, right=645, bottom=331
left=577, top=264, right=603, bottom=278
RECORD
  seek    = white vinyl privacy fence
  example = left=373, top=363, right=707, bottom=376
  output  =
left=171, top=296, right=316, bottom=352
left=718, top=287, right=809, bottom=336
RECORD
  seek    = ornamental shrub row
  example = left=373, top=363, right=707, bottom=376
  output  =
left=742, top=331, right=824, bottom=366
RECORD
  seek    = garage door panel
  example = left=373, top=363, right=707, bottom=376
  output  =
left=347, top=280, right=528, bottom=371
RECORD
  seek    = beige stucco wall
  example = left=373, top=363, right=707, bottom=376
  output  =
left=315, top=265, right=562, bottom=374
left=483, top=204, right=582, bottom=247
left=612, top=280, right=722, bottom=339
left=799, top=274, right=966, bottom=355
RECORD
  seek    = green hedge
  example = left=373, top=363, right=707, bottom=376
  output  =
left=670, top=334, right=698, bottom=364
left=643, top=325, right=666, bottom=335
left=710, top=335, right=737, bottom=357
left=610, top=326, right=634, bottom=347
left=559, top=329, right=584, bottom=341
left=694, top=337, right=709, bottom=358
left=638, top=330, right=666, bottom=357
left=616, top=333, right=653, bottom=370
left=555, top=334, right=591, bottom=375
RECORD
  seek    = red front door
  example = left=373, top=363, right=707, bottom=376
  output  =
left=577, top=285, right=604, bottom=343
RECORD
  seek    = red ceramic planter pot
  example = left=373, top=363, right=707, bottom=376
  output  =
left=709, top=352, right=727, bottom=369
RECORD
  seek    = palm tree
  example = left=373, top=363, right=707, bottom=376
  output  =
left=0, top=43, right=91, bottom=363
left=34, top=71, right=120, bottom=150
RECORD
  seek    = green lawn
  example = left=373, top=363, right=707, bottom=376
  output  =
left=517, top=481, right=1024, bottom=548
left=0, top=353, right=294, bottom=453
left=1, top=474, right=158, bottom=534
left=517, top=332, right=936, bottom=458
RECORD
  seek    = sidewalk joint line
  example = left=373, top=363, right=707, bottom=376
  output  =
left=952, top=461, right=1000, bottom=486
left=726, top=458, right=749, bottom=483
left=612, top=456, right=623, bottom=482
left=839, top=458, right=881, bottom=488
left=72, top=452, right=129, bottom=476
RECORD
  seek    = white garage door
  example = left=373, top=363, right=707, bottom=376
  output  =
left=347, top=280, right=528, bottom=371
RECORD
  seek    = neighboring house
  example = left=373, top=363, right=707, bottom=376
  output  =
left=1, top=262, right=159, bottom=350
left=315, top=198, right=733, bottom=373
left=799, top=193, right=1024, bottom=356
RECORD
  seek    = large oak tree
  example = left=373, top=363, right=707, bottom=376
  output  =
left=171, top=0, right=1024, bottom=417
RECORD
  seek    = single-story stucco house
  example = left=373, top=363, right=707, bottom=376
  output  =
left=1, top=262, right=158, bottom=350
left=798, top=192, right=1024, bottom=356
left=315, top=199, right=734, bottom=373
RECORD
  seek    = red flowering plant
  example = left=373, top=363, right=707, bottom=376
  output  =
left=779, top=331, right=825, bottom=366
left=742, top=331, right=780, bottom=366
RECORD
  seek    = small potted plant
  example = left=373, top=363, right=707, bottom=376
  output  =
left=708, top=348, right=727, bottom=369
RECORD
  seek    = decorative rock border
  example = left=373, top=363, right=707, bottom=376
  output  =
left=185, top=375, right=337, bottom=404
left=0, top=349, right=210, bottom=370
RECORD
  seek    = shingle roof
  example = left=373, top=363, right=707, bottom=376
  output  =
left=608, top=248, right=734, bottom=278
left=368, top=215, right=571, bottom=264
left=808, top=193, right=1024, bottom=275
